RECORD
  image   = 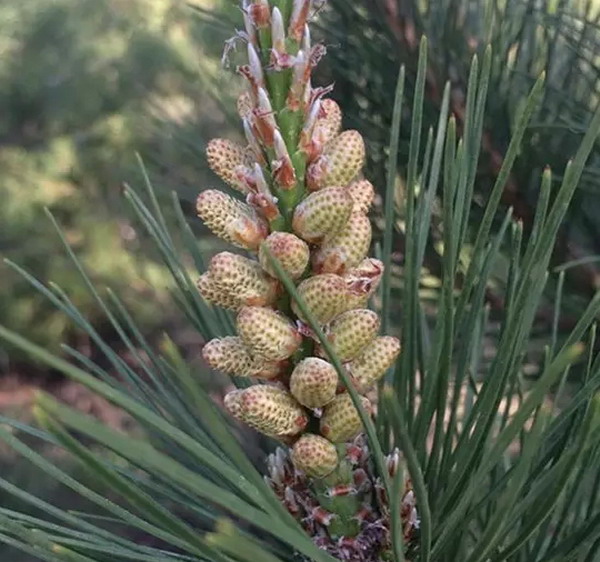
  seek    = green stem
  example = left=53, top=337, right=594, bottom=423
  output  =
left=312, top=453, right=361, bottom=539
left=272, top=0, right=292, bottom=23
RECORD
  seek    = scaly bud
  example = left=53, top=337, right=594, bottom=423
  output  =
left=347, top=336, right=401, bottom=392
left=196, top=190, right=268, bottom=250
left=254, top=88, right=278, bottom=146
left=291, top=274, right=347, bottom=325
left=291, top=434, right=339, bottom=478
left=342, top=258, right=384, bottom=311
left=206, top=139, right=253, bottom=194
left=292, top=187, right=353, bottom=243
left=240, top=385, right=308, bottom=437
left=290, top=357, right=338, bottom=408
left=237, top=91, right=254, bottom=120
left=300, top=98, right=322, bottom=160
left=203, top=337, right=283, bottom=379
left=249, top=42, right=265, bottom=87
left=238, top=43, right=265, bottom=100
left=320, top=309, right=379, bottom=362
left=307, top=130, right=366, bottom=190
left=259, top=232, right=310, bottom=279
left=243, top=117, right=265, bottom=165
left=272, top=129, right=297, bottom=189
left=287, top=50, right=310, bottom=111
left=347, top=179, right=375, bottom=213
left=303, top=77, right=313, bottom=110
left=197, top=272, right=242, bottom=310
left=237, top=306, right=303, bottom=361
left=312, top=212, right=372, bottom=274
left=289, top=0, right=312, bottom=43
left=271, top=7, right=286, bottom=55
left=247, top=164, right=281, bottom=221
left=302, top=24, right=311, bottom=54
left=208, top=252, right=280, bottom=307
left=242, top=7, right=257, bottom=46
left=320, top=393, right=371, bottom=443
left=309, top=43, right=327, bottom=68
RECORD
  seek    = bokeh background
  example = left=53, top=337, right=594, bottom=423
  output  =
left=2, top=0, right=600, bottom=559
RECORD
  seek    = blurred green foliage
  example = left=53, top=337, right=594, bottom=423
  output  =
left=0, top=0, right=240, bottom=360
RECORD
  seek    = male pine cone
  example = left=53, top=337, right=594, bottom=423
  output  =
left=194, top=0, right=415, bottom=558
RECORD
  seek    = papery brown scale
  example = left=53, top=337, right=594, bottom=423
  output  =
left=270, top=50, right=297, bottom=71
left=289, top=0, right=312, bottom=43
left=309, top=44, right=328, bottom=68
left=249, top=163, right=281, bottom=220
left=248, top=0, right=271, bottom=29
left=287, top=51, right=310, bottom=112
left=243, top=119, right=266, bottom=166
left=238, top=65, right=261, bottom=100
left=253, top=110, right=277, bottom=147
left=272, top=130, right=297, bottom=189
left=341, top=258, right=384, bottom=312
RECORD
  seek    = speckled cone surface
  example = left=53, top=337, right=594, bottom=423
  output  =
left=208, top=252, right=280, bottom=307
left=196, top=190, right=268, bottom=250
left=348, top=336, right=402, bottom=392
left=313, top=99, right=342, bottom=148
left=202, top=336, right=282, bottom=379
left=291, top=434, right=339, bottom=478
left=197, top=273, right=243, bottom=311
left=291, top=274, right=348, bottom=324
left=237, top=385, right=308, bottom=437
left=320, top=309, right=380, bottom=362
left=259, top=232, right=309, bottom=279
left=307, top=130, right=366, bottom=191
left=223, top=389, right=245, bottom=419
left=236, top=306, right=302, bottom=361
left=320, top=393, right=371, bottom=443
left=289, top=357, right=338, bottom=408
left=347, top=179, right=375, bottom=213
left=206, top=138, right=253, bottom=193
left=313, top=212, right=372, bottom=274
left=292, top=187, right=353, bottom=243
